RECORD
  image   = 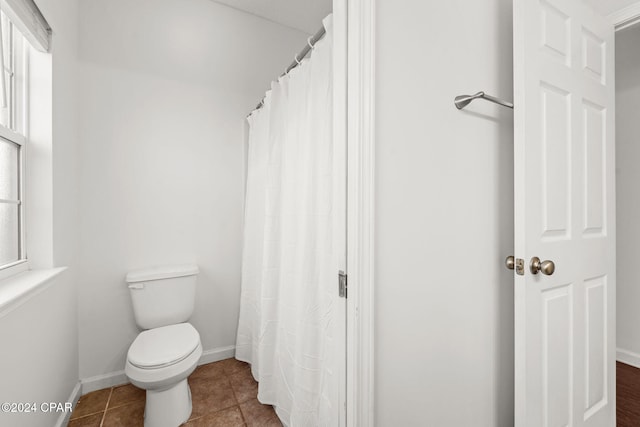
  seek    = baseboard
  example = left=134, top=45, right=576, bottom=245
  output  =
left=81, top=370, right=128, bottom=394
left=199, top=345, right=236, bottom=365
left=54, top=381, right=81, bottom=427
left=617, top=348, right=640, bottom=369
left=79, top=345, right=237, bottom=394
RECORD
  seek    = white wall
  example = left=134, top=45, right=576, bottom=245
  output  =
left=615, top=25, right=640, bottom=366
left=0, top=0, right=80, bottom=425
left=77, top=0, right=308, bottom=381
left=374, top=0, right=514, bottom=425
left=0, top=272, right=77, bottom=427
left=44, top=0, right=81, bottom=274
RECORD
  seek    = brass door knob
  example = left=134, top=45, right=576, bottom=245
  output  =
left=530, top=257, right=555, bottom=275
left=505, top=256, right=515, bottom=270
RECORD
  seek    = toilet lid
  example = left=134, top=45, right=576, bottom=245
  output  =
left=128, top=323, right=200, bottom=369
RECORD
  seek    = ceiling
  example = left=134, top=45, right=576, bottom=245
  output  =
left=211, top=0, right=332, bottom=34
left=209, top=0, right=637, bottom=36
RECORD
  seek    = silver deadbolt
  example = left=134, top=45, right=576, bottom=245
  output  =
left=506, top=256, right=525, bottom=275
left=505, top=256, right=515, bottom=270
left=530, top=257, right=555, bottom=275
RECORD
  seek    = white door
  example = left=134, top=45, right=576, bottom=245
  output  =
left=513, top=0, right=615, bottom=426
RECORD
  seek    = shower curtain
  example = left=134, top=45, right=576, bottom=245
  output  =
left=235, top=15, right=336, bottom=427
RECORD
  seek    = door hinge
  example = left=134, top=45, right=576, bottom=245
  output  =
left=339, top=270, right=347, bottom=298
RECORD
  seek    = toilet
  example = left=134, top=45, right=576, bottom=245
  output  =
left=124, top=264, right=202, bottom=427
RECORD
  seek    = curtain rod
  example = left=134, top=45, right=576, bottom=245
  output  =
left=251, top=25, right=327, bottom=113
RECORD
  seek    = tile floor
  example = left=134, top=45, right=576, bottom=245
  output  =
left=618, top=361, right=640, bottom=427
left=70, top=358, right=640, bottom=426
left=68, top=358, right=282, bottom=427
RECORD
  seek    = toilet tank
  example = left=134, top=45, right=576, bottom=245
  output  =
left=126, top=264, right=199, bottom=330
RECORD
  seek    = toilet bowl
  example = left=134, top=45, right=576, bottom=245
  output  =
left=125, top=323, right=203, bottom=427
left=124, top=264, right=201, bottom=427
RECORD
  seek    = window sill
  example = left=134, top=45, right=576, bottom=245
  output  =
left=0, top=267, right=67, bottom=317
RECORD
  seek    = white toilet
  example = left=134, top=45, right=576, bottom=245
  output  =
left=124, top=264, right=202, bottom=427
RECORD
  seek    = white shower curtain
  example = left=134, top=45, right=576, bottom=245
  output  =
left=235, top=15, right=337, bottom=427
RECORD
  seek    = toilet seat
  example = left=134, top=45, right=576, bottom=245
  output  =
left=128, top=323, right=200, bottom=369
left=125, top=341, right=202, bottom=391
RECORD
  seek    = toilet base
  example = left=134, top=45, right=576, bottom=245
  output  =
left=144, top=378, right=192, bottom=427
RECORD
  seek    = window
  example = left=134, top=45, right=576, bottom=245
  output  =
left=0, top=11, right=27, bottom=271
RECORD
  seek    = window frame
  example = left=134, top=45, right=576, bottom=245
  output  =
left=0, top=15, right=28, bottom=278
left=0, top=132, right=26, bottom=274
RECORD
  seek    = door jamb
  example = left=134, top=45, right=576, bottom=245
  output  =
left=346, top=0, right=376, bottom=425
left=610, top=2, right=640, bottom=371
left=609, top=2, right=640, bottom=31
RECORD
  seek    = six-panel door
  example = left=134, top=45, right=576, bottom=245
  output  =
left=513, top=0, right=615, bottom=426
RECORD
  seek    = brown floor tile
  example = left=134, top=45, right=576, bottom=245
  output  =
left=102, top=401, right=145, bottom=427
left=239, top=398, right=282, bottom=427
left=72, top=361, right=282, bottom=427
left=109, top=383, right=146, bottom=409
left=71, top=388, right=111, bottom=419
left=256, top=416, right=284, bottom=427
left=185, top=406, right=246, bottom=427
left=229, top=368, right=258, bottom=404
left=67, top=412, right=104, bottom=427
left=189, top=375, right=237, bottom=419
left=191, top=360, right=227, bottom=381
left=219, top=358, right=250, bottom=376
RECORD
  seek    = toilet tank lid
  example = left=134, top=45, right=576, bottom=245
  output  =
left=126, top=264, right=199, bottom=283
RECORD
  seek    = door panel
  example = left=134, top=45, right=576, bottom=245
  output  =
left=584, top=276, right=606, bottom=417
left=542, top=285, right=572, bottom=427
left=513, top=0, right=615, bottom=426
left=541, top=83, right=571, bottom=239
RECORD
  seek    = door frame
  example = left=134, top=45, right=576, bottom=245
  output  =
left=342, top=1, right=640, bottom=426
left=609, top=2, right=640, bottom=31
left=610, top=2, right=640, bottom=371
left=345, top=0, right=376, bottom=426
